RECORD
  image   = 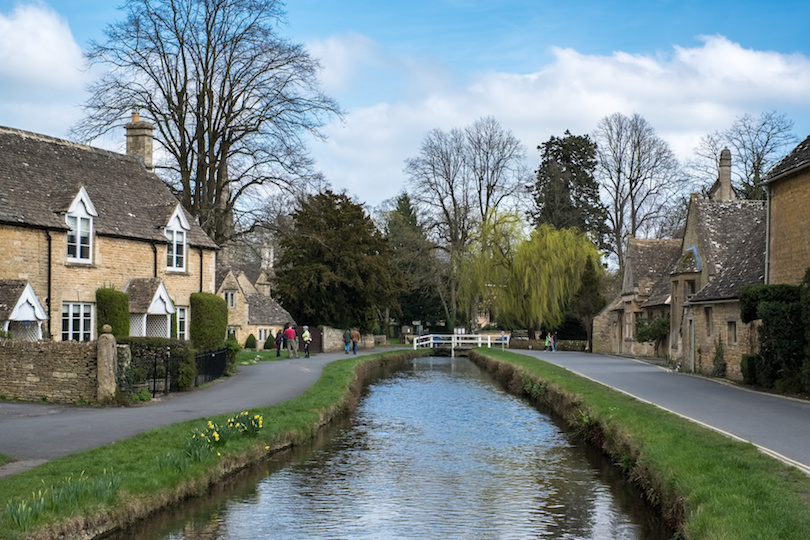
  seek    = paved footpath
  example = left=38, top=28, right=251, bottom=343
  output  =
left=0, top=350, right=368, bottom=478
left=2, top=348, right=809, bottom=479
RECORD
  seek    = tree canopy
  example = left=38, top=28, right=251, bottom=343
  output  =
left=530, top=130, right=608, bottom=249
left=272, top=191, right=405, bottom=332
left=74, top=0, right=341, bottom=245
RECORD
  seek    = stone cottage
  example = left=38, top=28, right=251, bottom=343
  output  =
left=0, top=117, right=219, bottom=342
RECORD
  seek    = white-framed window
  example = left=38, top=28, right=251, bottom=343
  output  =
left=176, top=306, right=188, bottom=340
left=62, top=302, right=93, bottom=342
left=224, top=291, right=236, bottom=308
left=65, top=187, right=97, bottom=264
left=165, top=228, right=186, bottom=271
left=164, top=204, right=190, bottom=272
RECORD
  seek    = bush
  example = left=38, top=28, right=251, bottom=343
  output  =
left=711, top=339, right=726, bottom=378
left=96, top=288, right=129, bottom=337
left=244, top=334, right=257, bottom=350
left=739, top=283, right=798, bottom=323
left=264, top=333, right=275, bottom=350
left=754, top=354, right=777, bottom=388
left=225, top=335, right=241, bottom=374
left=741, top=354, right=758, bottom=385
left=189, top=292, right=227, bottom=352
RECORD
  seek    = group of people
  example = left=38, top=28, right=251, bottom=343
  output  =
left=273, top=324, right=313, bottom=358
left=343, top=328, right=361, bottom=354
left=271, top=325, right=361, bottom=357
left=544, top=332, right=558, bottom=352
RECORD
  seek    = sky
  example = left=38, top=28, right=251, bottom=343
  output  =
left=2, top=0, right=810, bottom=209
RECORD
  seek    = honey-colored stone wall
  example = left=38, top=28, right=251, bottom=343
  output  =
left=769, top=171, right=810, bottom=285
left=0, top=225, right=216, bottom=340
left=0, top=339, right=98, bottom=403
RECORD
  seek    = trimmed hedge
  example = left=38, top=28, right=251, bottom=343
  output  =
left=96, top=288, right=130, bottom=337
left=190, top=292, right=227, bottom=352
left=739, top=284, right=798, bottom=323
left=245, top=334, right=257, bottom=350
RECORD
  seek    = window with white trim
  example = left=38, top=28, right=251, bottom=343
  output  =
left=62, top=302, right=93, bottom=342
left=224, top=291, right=236, bottom=308
left=165, top=228, right=186, bottom=271
left=176, top=306, right=188, bottom=340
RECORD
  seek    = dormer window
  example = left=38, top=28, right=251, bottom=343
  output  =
left=66, top=187, right=97, bottom=264
left=165, top=204, right=191, bottom=272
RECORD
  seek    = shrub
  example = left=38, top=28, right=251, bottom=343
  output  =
left=244, top=334, right=257, bottom=350
left=189, top=292, right=227, bottom=352
left=739, top=283, right=798, bottom=323
left=225, top=335, right=241, bottom=374
left=96, top=288, right=129, bottom=337
left=264, top=333, right=275, bottom=350
left=741, top=354, right=758, bottom=385
left=711, top=339, right=726, bottom=378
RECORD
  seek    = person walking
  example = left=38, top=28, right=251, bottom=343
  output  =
left=351, top=328, right=360, bottom=355
left=552, top=331, right=558, bottom=352
left=343, top=328, right=352, bottom=354
left=273, top=329, right=283, bottom=357
left=545, top=332, right=552, bottom=351
left=284, top=324, right=298, bottom=358
left=302, top=326, right=312, bottom=358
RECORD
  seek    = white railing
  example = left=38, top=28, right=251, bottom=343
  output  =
left=413, top=334, right=509, bottom=351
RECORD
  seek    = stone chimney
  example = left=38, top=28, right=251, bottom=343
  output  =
left=712, top=148, right=736, bottom=201
left=125, top=112, right=154, bottom=170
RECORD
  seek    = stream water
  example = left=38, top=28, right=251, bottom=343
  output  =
left=109, top=356, right=673, bottom=539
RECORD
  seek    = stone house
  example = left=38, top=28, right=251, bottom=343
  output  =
left=592, top=238, right=681, bottom=357
left=594, top=149, right=766, bottom=380
left=765, top=134, right=810, bottom=285
left=0, top=117, right=218, bottom=342
left=669, top=149, right=765, bottom=379
left=216, top=256, right=295, bottom=349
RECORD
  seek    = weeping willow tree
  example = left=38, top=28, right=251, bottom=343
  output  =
left=499, top=224, right=601, bottom=339
left=458, top=212, right=527, bottom=330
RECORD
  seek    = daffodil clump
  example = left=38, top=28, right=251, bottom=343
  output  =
left=183, top=412, right=263, bottom=463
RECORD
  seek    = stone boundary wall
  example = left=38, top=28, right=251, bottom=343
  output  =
left=0, top=339, right=98, bottom=403
left=320, top=326, right=374, bottom=352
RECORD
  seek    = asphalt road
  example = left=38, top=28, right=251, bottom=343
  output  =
left=2, top=348, right=809, bottom=478
left=520, top=349, right=810, bottom=475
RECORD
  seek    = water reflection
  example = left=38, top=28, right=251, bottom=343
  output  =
left=113, top=357, right=672, bottom=539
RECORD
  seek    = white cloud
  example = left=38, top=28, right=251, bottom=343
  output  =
left=0, top=4, right=88, bottom=135
left=309, top=34, right=810, bottom=207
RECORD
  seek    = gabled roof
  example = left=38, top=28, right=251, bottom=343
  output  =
left=0, top=280, right=48, bottom=321
left=689, top=218, right=766, bottom=303
left=0, top=126, right=217, bottom=249
left=765, top=134, right=810, bottom=183
left=678, top=199, right=765, bottom=278
left=247, top=294, right=295, bottom=326
left=125, top=278, right=176, bottom=315
left=622, top=238, right=682, bottom=299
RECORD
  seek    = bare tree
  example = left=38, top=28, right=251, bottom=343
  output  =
left=404, top=117, right=527, bottom=328
left=594, top=112, right=682, bottom=269
left=687, top=112, right=797, bottom=200
left=72, top=0, right=341, bottom=246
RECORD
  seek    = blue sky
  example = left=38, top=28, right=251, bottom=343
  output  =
left=2, top=0, right=810, bottom=207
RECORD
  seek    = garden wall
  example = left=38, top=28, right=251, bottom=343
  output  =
left=320, top=326, right=374, bottom=352
left=0, top=340, right=99, bottom=403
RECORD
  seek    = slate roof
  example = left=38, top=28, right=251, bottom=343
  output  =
left=677, top=199, right=766, bottom=279
left=765, top=134, right=810, bottom=183
left=125, top=278, right=163, bottom=313
left=0, top=126, right=217, bottom=249
left=689, top=218, right=766, bottom=303
left=622, top=238, right=682, bottom=299
left=0, top=280, right=26, bottom=320
left=247, top=294, right=295, bottom=326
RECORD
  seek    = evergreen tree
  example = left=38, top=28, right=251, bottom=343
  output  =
left=273, top=191, right=405, bottom=332
left=531, top=131, right=608, bottom=249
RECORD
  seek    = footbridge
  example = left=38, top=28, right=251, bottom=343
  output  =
left=412, top=334, right=509, bottom=356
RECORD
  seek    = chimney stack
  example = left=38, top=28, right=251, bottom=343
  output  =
left=125, top=112, right=154, bottom=171
left=716, top=148, right=735, bottom=201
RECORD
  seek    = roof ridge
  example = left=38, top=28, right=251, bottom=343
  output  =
left=0, top=125, right=128, bottom=162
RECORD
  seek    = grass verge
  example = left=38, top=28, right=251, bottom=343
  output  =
left=470, top=348, right=810, bottom=540
left=0, top=349, right=427, bottom=540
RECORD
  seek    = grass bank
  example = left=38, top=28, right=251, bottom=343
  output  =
left=470, top=348, right=810, bottom=540
left=0, top=350, right=426, bottom=540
